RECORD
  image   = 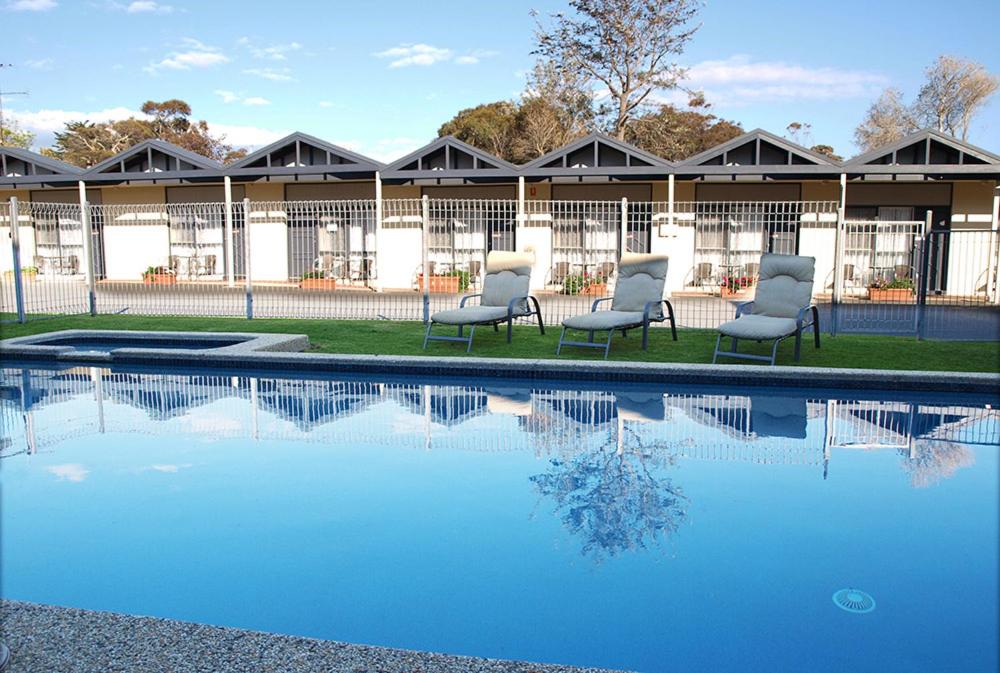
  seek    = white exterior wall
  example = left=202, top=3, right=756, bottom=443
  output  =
left=517, top=222, right=552, bottom=291
left=0, top=225, right=37, bottom=273
left=104, top=224, right=170, bottom=280
left=650, top=219, right=693, bottom=295
left=378, top=225, right=422, bottom=290
left=247, top=207, right=289, bottom=282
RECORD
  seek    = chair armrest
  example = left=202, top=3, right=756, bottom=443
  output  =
left=459, top=293, right=483, bottom=307
left=507, top=295, right=531, bottom=317
left=591, top=297, right=613, bottom=312
left=735, top=300, right=755, bottom=318
left=642, top=299, right=666, bottom=321
left=796, top=304, right=818, bottom=327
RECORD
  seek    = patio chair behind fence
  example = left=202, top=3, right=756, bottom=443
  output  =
left=2, top=196, right=998, bottom=340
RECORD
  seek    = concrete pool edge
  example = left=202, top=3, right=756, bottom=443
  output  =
left=1, top=329, right=997, bottom=394
left=0, top=601, right=627, bottom=673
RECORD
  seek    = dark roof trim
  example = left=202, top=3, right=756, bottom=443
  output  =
left=680, top=128, right=835, bottom=167
left=382, top=136, right=519, bottom=177
left=229, top=131, right=384, bottom=171
left=521, top=132, right=671, bottom=174
left=845, top=128, right=1000, bottom=166
left=85, top=139, right=223, bottom=176
left=1, top=146, right=84, bottom=177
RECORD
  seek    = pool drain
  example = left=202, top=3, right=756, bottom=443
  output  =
left=832, top=588, right=876, bottom=614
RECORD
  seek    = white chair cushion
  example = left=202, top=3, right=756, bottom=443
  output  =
left=718, top=314, right=798, bottom=340
left=752, top=254, right=816, bottom=319
left=563, top=310, right=645, bottom=331
left=431, top=305, right=509, bottom=325
left=611, top=253, right=668, bottom=312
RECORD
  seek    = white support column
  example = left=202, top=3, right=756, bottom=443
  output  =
left=8, top=197, right=25, bottom=323
left=421, top=195, right=430, bottom=324
left=832, top=174, right=847, bottom=304
left=78, top=180, right=96, bottom=315
left=620, top=197, right=629, bottom=255
left=990, top=185, right=1000, bottom=305
left=517, top=176, right=525, bottom=226
left=374, top=171, right=383, bottom=291
left=667, top=174, right=675, bottom=229
left=224, top=176, right=235, bottom=288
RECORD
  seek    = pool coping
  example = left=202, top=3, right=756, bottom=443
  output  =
left=0, top=600, right=627, bottom=673
left=1, top=329, right=997, bottom=394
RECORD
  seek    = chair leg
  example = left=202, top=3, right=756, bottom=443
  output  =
left=794, top=328, right=802, bottom=362
left=730, top=337, right=739, bottom=353
left=466, top=325, right=476, bottom=353
left=493, top=323, right=499, bottom=332
left=587, top=331, right=595, bottom=343
left=556, top=327, right=567, bottom=355
left=529, top=296, right=545, bottom=335
left=506, top=318, right=513, bottom=343
left=665, top=300, right=678, bottom=341
left=641, top=321, right=649, bottom=350
left=422, top=323, right=433, bottom=349
left=770, top=338, right=781, bottom=366
left=457, top=325, right=463, bottom=337
left=712, top=333, right=723, bottom=363
left=812, top=306, right=821, bottom=349
left=604, top=330, right=613, bottom=359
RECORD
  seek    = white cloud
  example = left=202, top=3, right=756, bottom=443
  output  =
left=680, top=55, right=888, bottom=106
left=243, top=67, right=295, bottom=82
left=360, top=136, right=424, bottom=163
left=9, top=105, right=138, bottom=134
left=124, top=0, right=172, bottom=13
left=24, top=57, right=54, bottom=69
left=6, top=0, right=56, bottom=10
left=215, top=90, right=270, bottom=106
left=318, top=100, right=337, bottom=108
left=48, top=463, right=89, bottom=482
left=455, top=50, right=499, bottom=66
left=145, top=38, right=228, bottom=73
left=248, top=41, right=302, bottom=61
left=207, top=122, right=289, bottom=149
left=150, top=463, right=191, bottom=473
left=375, top=43, right=452, bottom=68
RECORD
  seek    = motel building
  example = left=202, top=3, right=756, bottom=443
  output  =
left=1, top=127, right=998, bottom=305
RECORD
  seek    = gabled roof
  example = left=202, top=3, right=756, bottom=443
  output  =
left=522, top=132, right=671, bottom=175
left=846, top=128, right=1000, bottom=167
left=84, top=139, right=223, bottom=179
left=0, top=146, right=83, bottom=185
left=228, top=132, right=383, bottom=174
left=680, top=129, right=835, bottom=168
left=382, top=136, right=518, bottom=181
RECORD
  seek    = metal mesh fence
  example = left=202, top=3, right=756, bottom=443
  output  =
left=2, top=196, right=996, bottom=339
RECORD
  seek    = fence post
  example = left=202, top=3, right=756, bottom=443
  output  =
left=830, top=206, right=845, bottom=336
left=80, top=200, right=97, bottom=316
left=421, top=195, right=430, bottom=324
left=8, top=197, right=26, bottom=324
left=243, top=197, right=253, bottom=319
left=373, top=171, right=383, bottom=292
left=620, top=197, right=629, bottom=255
left=224, top=176, right=235, bottom=288
left=915, top=210, right=933, bottom=340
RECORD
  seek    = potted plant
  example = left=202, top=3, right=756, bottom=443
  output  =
left=560, top=272, right=609, bottom=296
left=720, top=275, right=754, bottom=298
left=417, top=269, right=469, bottom=293
left=300, top=271, right=337, bottom=290
left=142, top=265, right=176, bottom=285
left=3, top=266, right=38, bottom=281
left=868, top=276, right=914, bottom=302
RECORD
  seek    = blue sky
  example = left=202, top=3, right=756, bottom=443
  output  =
left=3, top=0, right=999, bottom=162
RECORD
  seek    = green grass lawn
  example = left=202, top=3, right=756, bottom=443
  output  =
left=1, top=313, right=997, bottom=373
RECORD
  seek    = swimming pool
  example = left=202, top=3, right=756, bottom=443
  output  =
left=1, top=365, right=997, bottom=672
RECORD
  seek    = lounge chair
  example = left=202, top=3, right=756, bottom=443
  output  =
left=422, top=250, right=543, bottom=352
left=556, top=253, right=677, bottom=359
left=712, top=253, right=820, bottom=366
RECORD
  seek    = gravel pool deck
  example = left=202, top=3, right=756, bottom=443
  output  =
left=0, top=601, right=630, bottom=673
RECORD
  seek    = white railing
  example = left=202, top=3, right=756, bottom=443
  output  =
left=3, top=196, right=997, bottom=336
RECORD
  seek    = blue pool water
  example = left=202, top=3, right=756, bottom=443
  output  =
left=1, top=366, right=997, bottom=673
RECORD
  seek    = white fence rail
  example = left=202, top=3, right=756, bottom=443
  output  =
left=2, top=196, right=998, bottom=338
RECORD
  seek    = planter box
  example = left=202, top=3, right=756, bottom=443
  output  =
left=143, top=273, right=176, bottom=286
left=868, top=288, right=914, bottom=303
left=3, top=269, right=37, bottom=281
left=417, top=274, right=461, bottom=293
left=721, top=286, right=752, bottom=298
left=582, top=283, right=608, bottom=296
left=300, top=278, right=338, bottom=290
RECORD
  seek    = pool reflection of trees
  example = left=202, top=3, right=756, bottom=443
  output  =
left=530, top=442, right=686, bottom=561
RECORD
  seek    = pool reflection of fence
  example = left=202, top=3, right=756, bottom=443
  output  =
left=2, top=368, right=996, bottom=483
